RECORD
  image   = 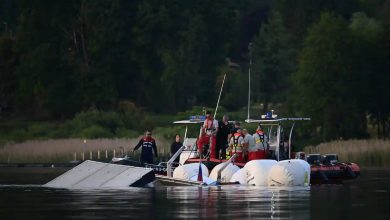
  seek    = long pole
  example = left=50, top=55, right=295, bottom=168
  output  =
left=276, top=125, right=281, bottom=161
left=288, top=122, right=296, bottom=159
left=183, top=126, right=188, bottom=146
left=247, top=43, right=252, bottom=121
left=214, top=74, right=226, bottom=119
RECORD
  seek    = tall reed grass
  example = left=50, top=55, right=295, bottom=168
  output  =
left=0, top=137, right=172, bottom=163
left=304, top=139, right=390, bottom=167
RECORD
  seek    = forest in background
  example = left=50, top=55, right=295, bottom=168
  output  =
left=1, top=0, right=390, bottom=145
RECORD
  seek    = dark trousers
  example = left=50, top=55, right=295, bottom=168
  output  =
left=215, top=141, right=227, bottom=159
left=141, top=154, right=153, bottom=164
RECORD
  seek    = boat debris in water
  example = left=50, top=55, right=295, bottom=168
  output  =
left=44, top=160, right=155, bottom=189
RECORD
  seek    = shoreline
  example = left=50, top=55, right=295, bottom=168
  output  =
left=0, top=138, right=171, bottom=163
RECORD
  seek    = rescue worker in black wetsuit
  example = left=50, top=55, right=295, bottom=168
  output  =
left=216, top=115, right=232, bottom=159
left=133, top=130, right=158, bottom=164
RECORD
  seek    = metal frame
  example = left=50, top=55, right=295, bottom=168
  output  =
left=166, top=126, right=189, bottom=177
left=245, top=117, right=310, bottom=161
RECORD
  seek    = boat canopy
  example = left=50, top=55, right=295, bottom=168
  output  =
left=245, top=118, right=311, bottom=125
left=173, top=115, right=206, bottom=124
left=173, top=120, right=204, bottom=124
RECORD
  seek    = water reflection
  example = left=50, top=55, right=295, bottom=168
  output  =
left=0, top=184, right=310, bottom=219
left=1, top=169, right=390, bottom=220
left=165, top=186, right=310, bottom=219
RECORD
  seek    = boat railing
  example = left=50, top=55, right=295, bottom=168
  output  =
left=217, top=153, right=237, bottom=184
left=166, top=145, right=186, bottom=177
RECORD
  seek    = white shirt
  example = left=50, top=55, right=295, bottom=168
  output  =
left=253, top=132, right=268, bottom=151
left=229, top=135, right=244, bottom=152
left=244, top=134, right=256, bottom=152
left=203, top=119, right=219, bottom=135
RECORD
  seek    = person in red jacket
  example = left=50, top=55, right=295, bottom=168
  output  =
left=133, top=130, right=158, bottom=164
left=197, top=111, right=219, bottom=159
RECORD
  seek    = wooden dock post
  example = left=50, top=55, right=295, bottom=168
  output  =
left=74, top=152, right=77, bottom=161
left=82, top=152, right=85, bottom=161
left=119, top=146, right=124, bottom=156
left=97, top=150, right=100, bottom=160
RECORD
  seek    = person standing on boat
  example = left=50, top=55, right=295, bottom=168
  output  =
left=226, top=121, right=241, bottom=159
left=231, top=121, right=241, bottom=135
left=242, top=129, right=255, bottom=162
left=251, top=126, right=268, bottom=160
left=228, top=128, right=245, bottom=163
left=133, top=130, right=158, bottom=164
left=216, top=115, right=232, bottom=159
left=197, top=111, right=219, bottom=159
left=170, top=134, right=182, bottom=163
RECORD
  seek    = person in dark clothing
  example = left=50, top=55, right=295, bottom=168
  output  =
left=231, top=121, right=241, bottom=135
left=133, top=130, right=158, bottom=164
left=170, top=134, right=182, bottom=163
left=216, top=115, right=232, bottom=159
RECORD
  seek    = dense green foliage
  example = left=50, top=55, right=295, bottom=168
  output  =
left=0, top=109, right=145, bottom=142
left=1, top=0, right=390, bottom=144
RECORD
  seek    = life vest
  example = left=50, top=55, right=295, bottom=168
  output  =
left=232, top=133, right=243, bottom=153
left=226, top=150, right=231, bottom=159
left=255, top=131, right=265, bottom=143
left=204, top=118, right=215, bottom=135
left=142, top=137, right=154, bottom=149
left=255, top=131, right=267, bottom=152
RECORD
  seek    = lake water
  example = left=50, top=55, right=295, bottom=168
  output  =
left=0, top=168, right=389, bottom=219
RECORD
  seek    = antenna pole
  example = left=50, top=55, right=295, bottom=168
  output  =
left=247, top=42, right=252, bottom=121
left=214, top=74, right=226, bottom=119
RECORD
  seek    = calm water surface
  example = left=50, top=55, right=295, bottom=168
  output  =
left=0, top=169, right=389, bottom=219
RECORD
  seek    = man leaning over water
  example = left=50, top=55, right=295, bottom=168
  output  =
left=133, top=130, right=158, bottom=164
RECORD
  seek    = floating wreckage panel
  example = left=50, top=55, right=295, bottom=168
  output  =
left=44, top=160, right=155, bottom=189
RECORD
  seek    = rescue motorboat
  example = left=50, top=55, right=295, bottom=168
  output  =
left=169, top=114, right=359, bottom=185
left=112, top=114, right=360, bottom=185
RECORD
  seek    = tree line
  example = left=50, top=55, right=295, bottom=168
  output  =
left=0, top=0, right=389, bottom=142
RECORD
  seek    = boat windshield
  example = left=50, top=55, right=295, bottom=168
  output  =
left=322, top=154, right=339, bottom=165
left=307, top=154, right=321, bottom=164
